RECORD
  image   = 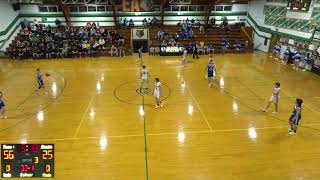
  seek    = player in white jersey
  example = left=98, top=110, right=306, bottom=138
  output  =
left=139, top=65, right=150, bottom=88
left=154, top=78, right=163, bottom=108
left=262, top=82, right=281, bottom=113
left=181, top=49, right=188, bottom=67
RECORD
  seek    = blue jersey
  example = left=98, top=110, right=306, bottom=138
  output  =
left=37, top=72, right=44, bottom=88
left=0, top=97, right=5, bottom=109
left=221, top=40, right=227, bottom=47
left=274, top=45, right=280, bottom=52
left=207, top=63, right=215, bottom=77
left=293, top=53, right=301, bottom=60
left=37, top=72, right=43, bottom=81
left=289, top=104, right=302, bottom=124
left=284, top=49, right=289, bottom=55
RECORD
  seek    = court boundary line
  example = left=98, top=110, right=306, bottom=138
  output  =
left=73, top=95, right=94, bottom=138
left=4, top=123, right=320, bottom=143
left=141, top=95, right=149, bottom=180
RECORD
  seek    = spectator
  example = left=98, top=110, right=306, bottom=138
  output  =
left=157, top=30, right=163, bottom=40
left=221, top=38, right=228, bottom=55
left=150, top=46, right=155, bottom=56
left=86, top=22, right=92, bottom=30
left=99, top=38, right=105, bottom=48
left=33, top=19, right=39, bottom=26
left=129, top=19, right=134, bottom=27
left=208, top=44, right=215, bottom=55
left=147, top=18, right=151, bottom=26
left=151, top=17, right=159, bottom=27
left=143, top=18, right=148, bottom=28
left=118, top=34, right=125, bottom=45
left=154, top=46, right=160, bottom=55
left=55, top=18, right=61, bottom=27
left=199, top=24, right=204, bottom=34
left=161, top=40, right=167, bottom=46
left=110, top=45, right=118, bottom=56
left=118, top=46, right=125, bottom=57
left=21, top=19, right=30, bottom=29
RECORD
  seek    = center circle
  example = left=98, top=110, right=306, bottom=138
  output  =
left=136, top=87, right=150, bottom=95
left=114, top=81, right=171, bottom=105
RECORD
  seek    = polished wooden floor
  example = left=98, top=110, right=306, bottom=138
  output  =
left=0, top=52, right=320, bottom=180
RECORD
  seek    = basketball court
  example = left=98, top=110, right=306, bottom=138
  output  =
left=0, top=52, right=320, bottom=179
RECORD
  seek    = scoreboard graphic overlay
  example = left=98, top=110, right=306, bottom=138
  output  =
left=1, top=144, right=54, bottom=178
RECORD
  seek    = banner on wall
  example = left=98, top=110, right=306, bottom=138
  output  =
left=132, top=29, right=148, bottom=40
left=122, top=0, right=155, bottom=11
left=168, top=0, right=191, bottom=4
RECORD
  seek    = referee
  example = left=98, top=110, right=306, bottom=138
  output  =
left=192, top=43, right=199, bottom=59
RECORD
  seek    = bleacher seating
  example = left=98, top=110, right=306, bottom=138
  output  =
left=6, top=22, right=132, bottom=60
left=149, top=24, right=253, bottom=54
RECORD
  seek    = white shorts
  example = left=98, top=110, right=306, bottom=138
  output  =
left=154, top=92, right=160, bottom=99
left=141, top=77, right=148, bottom=83
left=269, top=95, right=279, bottom=103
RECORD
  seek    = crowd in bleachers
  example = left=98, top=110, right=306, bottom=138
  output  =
left=272, top=38, right=320, bottom=71
left=149, top=18, right=248, bottom=56
left=119, top=18, right=135, bottom=28
left=8, top=19, right=127, bottom=60
left=155, top=19, right=195, bottom=47
left=142, top=17, right=160, bottom=28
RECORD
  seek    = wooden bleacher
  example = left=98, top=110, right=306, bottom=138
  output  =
left=149, top=25, right=254, bottom=53
left=6, top=26, right=132, bottom=57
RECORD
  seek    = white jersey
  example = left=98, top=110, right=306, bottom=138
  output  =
left=270, top=86, right=280, bottom=102
left=183, top=50, right=187, bottom=58
left=141, top=69, right=148, bottom=80
left=154, top=82, right=161, bottom=98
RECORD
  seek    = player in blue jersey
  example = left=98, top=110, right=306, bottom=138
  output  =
left=0, top=91, right=7, bottom=119
left=282, top=46, right=290, bottom=64
left=282, top=47, right=290, bottom=64
left=36, top=68, right=47, bottom=94
left=288, top=98, right=303, bottom=135
left=273, top=44, right=281, bottom=60
left=205, top=57, right=216, bottom=87
left=301, top=53, right=309, bottom=71
left=293, top=51, right=301, bottom=70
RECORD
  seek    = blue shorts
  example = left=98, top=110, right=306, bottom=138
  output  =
left=38, top=80, right=44, bottom=88
left=0, top=101, right=5, bottom=110
left=289, top=115, right=301, bottom=125
left=208, top=71, right=214, bottom=78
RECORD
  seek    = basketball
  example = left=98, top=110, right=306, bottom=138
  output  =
left=45, top=73, right=50, bottom=77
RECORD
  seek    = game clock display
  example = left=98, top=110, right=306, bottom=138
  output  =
left=287, top=0, right=311, bottom=11
left=1, top=144, right=54, bottom=178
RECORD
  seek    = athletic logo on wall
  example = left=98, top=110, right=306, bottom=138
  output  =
left=132, top=29, right=148, bottom=40
left=136, top=30, right=144, bottom=38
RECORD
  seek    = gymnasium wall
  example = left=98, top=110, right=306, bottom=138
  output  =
left=0, top=3, right=249, bottom=51
left=208, top=4, right=248, bottom=24
left=0, top=1, right=20, bottom=49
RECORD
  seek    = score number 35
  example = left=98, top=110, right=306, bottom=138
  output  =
left=42, top=150, right=53, bottom=160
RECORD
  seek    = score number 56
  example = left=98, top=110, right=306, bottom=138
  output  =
left=3, top=150, right=14, bottom=160
left=42, top=150, right=53, bottom=160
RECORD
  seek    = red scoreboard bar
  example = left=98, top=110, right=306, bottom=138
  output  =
left=1, top=144, right=54, bottom=178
